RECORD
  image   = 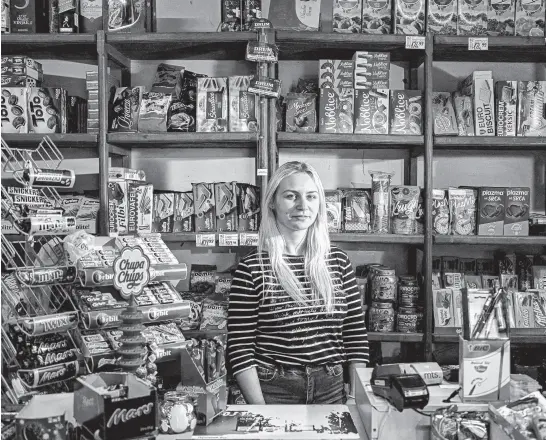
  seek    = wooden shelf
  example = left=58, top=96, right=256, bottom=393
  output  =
left=368, top=332, right=424, bottom=342
left=2, top=34, right=97, bottom=63
left=434, top=334, right=546, bottom=344
left=107, top=132, right=257, bottom=148
left=434, top=236, right=546, bottom=246
left=433, top=36, right=546, bottom=62
left=278, top=133, right=423, bottom=149
left=2, top=133, right=97, bottom=148
left=434, top=136, right=546, bottom=151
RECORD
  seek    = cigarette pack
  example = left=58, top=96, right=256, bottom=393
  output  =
left=515, top=0, right=545, bottom=36
left=197, top=78, right=228, bottom=132
left=452, top=91, right=475, bottom=136
left=449, top=188, right=477, bottom=236
left=427, top=0, right=457, bottom=34
left=173, top=192, right=194, bottom=233
left=236, top=183, right=260, bottom=232
left=487, top=0, right=516, bottom=35
left=215, top=182, right=238, bottom=232
left=478, top=187, right=505, bottom=236
left=342, top=189, right=371, bottom=232
left=516, top=81, right=546, bottom=137
left=325, top=190, right=343, bottom=232
left=504, top=187, right=530, bottom=236
left=128, top=182, right=153, bottom=234
left=193, top=183, right=216, bottom=232
left=460, top=71, right=495, bottom=136
left=319, top=60, right=355, bottom=89
left=319, top=88, right=354, bottom=134
left=495, top=81, right=517, bottom=136
left=389, top=90, right=423, bottom=135
left=362, top=0, right=392, bottom=33
left=269, top=0, right=321, bottom=31
left=1, top=87, right=28, bottom=133
left=228, top=76, right=258, bottom=132
left=432, top=189, right=449, bottom=235
left=432, top=92, right=458, bottom=136
left=152, top=192, right=175, bottom=233
left=10, top=0, right=48, bottom=33
left=395, top=0, right=426, bottom=34
left=333, top=0, right=363, bottom=33
left=354, top=89, right=389, bottom=134
left=458, top=0, right=488, bottom=34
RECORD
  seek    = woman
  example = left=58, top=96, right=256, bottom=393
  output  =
left=227, top=161, right=369, bottom=404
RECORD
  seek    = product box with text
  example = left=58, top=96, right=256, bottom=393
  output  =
left=517, top=81, right=546, bottom=137
left=325, top=190, right=343, bottom=232
left=10, top=0, right=48, bottom=33
left=432, top=92, right=458, bottom=135
left=28, top=87, right=67, bottom=134
left=495, top=81, right=517, bottom=136
left=128, top=183, right=153, bottom=235
left=215, top=182, right=238, bottom=232
left=427, top=0, right=457, bottom=34
left=457, top=0, right=488, bottom=35
left=319, top=60, right=355, bottom=90
left=80, top=0, right=103, bottom=33
left=460, top=71, right=495, bottom=136
left=236, top=183, right=260, bottom=232
left=319, top=88, right=354, bottom=134
left=362, top=0, right=392, bottom=33
left=515, top=0, right=545, bottom=36
left=152, top=192, right=175, bottom=233
left=269, top=0, right=321, bottom=31
left=354, top=89, right=389, bottom=134
left=333, top=0, right=363, bottom=33
left=174, top=191, right=195, bottom=233
left=1, top=87, right=28, bottom=133
left=197, top=77, right=228, bottom=132
left=478, top=187, right=505, bottom=236
left=229, top=75, right=258, bottom=132
left=504, top=187, right=530, bottom=236
left=193, top=183, right=216, bottom=232
left=389, top=90, right=423, bottom=135
left=395, top=0, right=426, bottom=34
left=487, top=0, right=516, bottom=35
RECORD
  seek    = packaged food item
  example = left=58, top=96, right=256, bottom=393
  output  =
left=215, top=273, right=233, bottom=298
left=197, top=77, right=228, bottom=132
left=190, top=265, right=217, bottom=299
left=193, top=183, right=216, bottom=232
left=215, top=182, right=238, bottom=232
left=517, top=81, right=546, bottom=137
left=27, top=87, right=67, bottom=134
left=285, top=93, right=317, bottom=133
left=395, top=0, right=425, bottom=34
left=76, top=197, right=99, bottom=234
left=390, top=186, right=420, bottom=235
left=369, top=171, right=393, bottom=234
left=52, top=0, right=78, bottom=33
left=221, top=0, right=242, bottom=31
left=325, top=190, right=343, bottom=232
left=427, top=0, right=457, bottom=34
left=269, top=0, right=321, bottom=30
left=515, top=0, right=545, bottom=36
left=353, top=52, right=390, bottom=89
left=1, top=0, right=9, bottom=33
left=354, top=89, right=389, bottom=134
left=151, top=63, right=184, bottom=95
left=389, top=90, right=422, bottom=135
left=138, top=92, right=172, bottom=133
left=495, top=81, right=517, bottom=136
left=173, top=191, right=194, bottom=233
left=108, top=86, right=144, bottom=132
left=342, top=189, right=371, bottom=233
left=452, top=91, right=475, bottom=136
left=361, top=0, right=392, bottom=33
left=128, top=182, right=153, bottom=234
left=178, top=295, right=203, bottom=331
left=513, top=291, right=535, bottom=328
left=477, top=187, right=505, bottom=236
left=457, top=0, right=487, bottom=34
left=10, top=0, right=48, bottom=33
left=319, top=88, right=354, bottom=134
left=459, top=71, right=495, bottom=136
left=200, top=297, right=228, bottom=331
left=319, top=60, right=354, bottom=89
left=432, top=92, right=458, bottom=136
left=1, top=87, right=28, bottom=133
left=369, top=301, right=395, bottom=332
left=333, top=0, right=363, bottom=33
left=152, top=192, right=175, bottom=233
left=236, top=183, right=260, bottom=231
left=243, top=0, right=262, bottom=29
left=107, top=0, right=147, bottom=33
left=229, top=76, right=258, bottom=132
left=504, top=187, right=530, bottom=236
left=449, top=188, right=477, bottom=236
left=516, top=254, right=534, bottom=291
left=487, top=0, right=516, bottom=35
left=414, top=189, right=425, bottom=234
left=66, top=96, right=88, bottom=134
left=80, top=0, right=103, bottom=33
left=168, top=70, right=207, bottom=133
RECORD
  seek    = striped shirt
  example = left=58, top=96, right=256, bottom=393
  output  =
left=227, top=247, right=369, bottom=376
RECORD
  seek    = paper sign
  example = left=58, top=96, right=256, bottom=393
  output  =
left=468, top=37, right=488, bottom=51
left=405, top=36, right=426, bottom=50
left=196, top=233, right=216, bottom=247
left=239, top=233, right=259, bottom=246
left=257, top=168, right=268, bottom=176
left=219, top=233, right=239, bottom=247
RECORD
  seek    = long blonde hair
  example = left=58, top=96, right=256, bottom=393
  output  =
left=258, top=161, right=337, bottom=313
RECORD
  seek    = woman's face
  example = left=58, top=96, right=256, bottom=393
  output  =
left=273, top=172, right=320, bottom=233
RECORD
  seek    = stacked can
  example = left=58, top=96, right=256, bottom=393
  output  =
left=368, top=265, right=397, bottom=332
left=397, top=275, right=424, bottom=333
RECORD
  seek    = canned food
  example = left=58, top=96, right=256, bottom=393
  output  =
left=397, top=308, right=424, bottom=333
left=371, top=268, right=397, bottom=302
left=398, top=276, right=421, bottom=307
left=369, top=301, right=395, bottom=332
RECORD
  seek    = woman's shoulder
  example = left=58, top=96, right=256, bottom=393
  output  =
left=239, top=248, right=268, bottom=265
left=328, top=245, right=349, bottom=261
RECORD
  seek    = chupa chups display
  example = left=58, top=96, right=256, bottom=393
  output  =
left=427, top=0, right=457, bottom=34
left=152, top=192, right=175, bottom=233
left=325, top=190, right=342, bottom=232
left=236, top=183, right=260, bottom=231
left=333, top=0, right=363, bottom=33
left=389, top=90, right=423, bottom=135
left=193, top=182, right=216, bottom=232
left=460, top=71, right=495, bottom=136
left=107, top=0, right=147, bottom=33
left=495, top=81, right=517, bottom=136
left=1, top=87, right=28, bottom=133
left=457, top=0, right=487, bottom=34
left=517, top=81, right=546, bottom=137
left=138, top=92, right=172, bottom=132
left=361, top=0, right=392, bottom=34
left=448, top=187, right=477, bottom=235
left=128, top=182, right=153, bottom=234
left=515, top=0, right=545, bottom=36
left=319, top=88, right=354, bottom=134
left=229, top=76, right=258, bottom=132
left=390, top=186, right=420, bottom=235
left=197, top=77, right=228, bottom=132
left=80, top=0, right=104, bottom=33
left=354, top=89, right=389, bottom=134
left=319, top=60, right=354, bottom=90
left=268, top=0, right=321, bottom=31
left=487, top=0, right=516, bottom=35
left=395, top=0, right=425, bottom=34
left=221, top=0, right=242, bottom=31
left=478, top=187, right=505, bottom=236
left=214, top=182, right=238, bottom=232
left=243, top=0, right=262, bottom=30
left=342, top=189, right=371, bottom=232
left=10, top=0, right=48, bottom=33
left=28, top=87, right=67, bottom=134
left=452, top=91, right=475, bottom=136
left=285, top=93, right=317, bottom=133
left=173, top=191, right=194, bottom=233
left=432, top=92, right=458, bottom=136
left=109, top=86, right=144, bottom=132
left=504, top=187, right=530, bottom=236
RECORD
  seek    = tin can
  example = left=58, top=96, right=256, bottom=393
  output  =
left=369, top=301, right=395, bottom=332
left=371, top=268, right=397, bottom=302
left=397, top=307, right=424, bottom=333
left=398, top=275, right=420, bottom=307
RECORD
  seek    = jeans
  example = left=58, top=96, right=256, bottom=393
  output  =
left=256, top=363, right=346, bottom=404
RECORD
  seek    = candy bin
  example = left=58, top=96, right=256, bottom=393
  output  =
left=159, top=391, right=197, bottom=435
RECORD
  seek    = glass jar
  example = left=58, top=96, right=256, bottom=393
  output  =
left=159, top=391, right=197, bottom=435
left=369, top=301, right=395, bottom=332
left=371, top=268, right=397, bottom=302
left=398, top=276, right=421, bottom=307
left=397, top=306, right=424, bottom=333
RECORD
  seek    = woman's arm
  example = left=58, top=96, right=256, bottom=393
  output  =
left=234, top=368, right=266, bottom=404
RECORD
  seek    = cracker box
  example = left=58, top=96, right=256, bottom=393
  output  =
left=319, top=60, right=355, bottom=90
left=362, top=0, right=392, bottom=33
left=193, top=183, right=216, bottom=232
left=319, top=88, right=354, bottom=134
left=478, top=187, right=505, bottom=236
left=449, top=188, right=477, bottom=236
left=10, top=0, right=48, bottom=33
left=269, top=0, right=321, bottom=31
left=452, top=91, right=475, bottom=136
left=495, top=81, right=517, bottom=136
left=427, top=0, right=457, bottom=34
left=174, top=191, right=194, bottom=233
left=197, top=77, right=228, bottom=132
left=325, top=190, right=343, bottom=232
left=432, top=92, right=458, bottom=135
left=333, top=0, right=363, bottom=33
left=152, top=192, right=175, bottom=233
left=389, top=90, right=423, bottom=135
left=1, top=87, right=28, bottom=133
left=215, top=182, right=238, bottom=232
left=487, top=0, right=516, bottom=35
left=28, top=87, right=67, bottom=134
left=515, top=0, right=545, bottom=36
left=504, top=187, right=530, bottom=236
left=236, top=183, right=260, bottom=232
left=229, top=76, right=258, bottom=132
left=395, top=0, right=426, bottom=34
left=342, top=189, right=372, bottom=232
left=433, top=289, right=456, bottom=330
left=458, top=0, right=488, bottom=34
left=517, top=81, right=546, bottom=137
left=128, top=182, right=153, bottom=234
left=80, top=0, right=103, bottom=33
left=354, top=89, right=389, bottom=134
left=109, top=86, right=144, bottom=133
left=460, top=71, right=495, bottom=136
left=432, top=189, right=449, bottom=235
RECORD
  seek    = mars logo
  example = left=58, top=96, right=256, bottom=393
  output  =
left=468, top=343, right=490, bottom=352
left=113, top=246, right=150, bottom=300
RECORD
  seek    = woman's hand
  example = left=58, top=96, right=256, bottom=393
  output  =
left=348, top=362, right=367, bottom=398
left=235, top=367, right=266, bottom=404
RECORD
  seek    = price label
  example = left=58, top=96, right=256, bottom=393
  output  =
left=257, top=168, right=268, bottom=176
left=196, top=233, right=216, bottom=247
left=405, top=36, right=426, bottom=50
left=239, top=233, right=259, bottom=246
left=219, top=233, right=239, bottom=247
left=468, top=37, right=488, bottom=51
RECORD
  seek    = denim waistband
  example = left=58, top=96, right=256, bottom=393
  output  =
left=260, top=362, right=342, bottom=375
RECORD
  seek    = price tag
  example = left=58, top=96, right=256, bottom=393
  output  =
left=468, top=37, right=488, bottom=51
left=196, top=233, right=216, bottom=247
left=257, top=168, right=268, bottom=177
left=405, top=36, right=426, bottom=50
left=239, top=233, right=259, bottom=246
left=219, top=233, right=239, bottom=247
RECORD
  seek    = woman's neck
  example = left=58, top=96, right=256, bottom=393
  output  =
left=281, top=229, right=308, bottom=255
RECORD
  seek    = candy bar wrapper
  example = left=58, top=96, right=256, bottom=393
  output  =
left=333, top=0, right=362, bottom=33
left=236, top=183, right=260, bottom=231
left=319, top=88, right=354, bottom=134
left=221, top=0, right=242, bottom=31
left=495, top=81, right=517, bottom=136
left=152, top=192, right=175, bottom=233
left=285, top=93, right=317, bottom=133
left=478, top=187, right=505, bottom=236
left=1, top=87, right=28, bottom=133
left=173, top=191, right=194, bottom=233
left=138, top=92, right=172, bottom=133
left=28, top=87, right=67, bottom=133
left=504, top=187, right=530, bottom=236
left=243, top=0, right=262, bottom=29
left=452, top=91, right=475, bottom=136
left=193, top=183, right=216, bottom=232
left=214, top=182, right=238, bottom=232
left=325, top=190, right=343, bottom=233
left=229, top=76, right=258, bottom=132
left=487, top=0, right=516, bottom=35
left=517, top=81, right=546, bottom=137
left=457, top=0, right=487, bottom=34
left=427, top=0, right=457, bottom=34
left=109, top=86, right=144, bottom=132
left=515, top=0, right=545, bottom=36
left=433, top=289, right=455, bottom=328
left=128, top=182, right=153, bottom=234
left=319, top=60, right=354, bottom=90
left=342, top=189, right=371, bottom=233
left=362, top=0, right=392, bottom=34
left=460, top=71, right=495, bottom=136
left=513, top=292, right=535, bottom=328
left=449, top=188, right=477, bottom=236
left=395, top=0, right=426, bottom=34
left=432, top=92, right=458, bottom=136
left=389, top=90, right=422, bottom=135
left=354, top=89, right=389, bottom=134
left=197, top=77, right=228, bottom=132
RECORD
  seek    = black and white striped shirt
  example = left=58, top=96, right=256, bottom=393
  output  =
left=227, top=247, right=369, bottom=376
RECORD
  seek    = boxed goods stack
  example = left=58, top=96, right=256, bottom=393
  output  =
left=318, top=60, right=355, bottom=133
left=459, top=71, right=496, bottom=137
left=361, top=0, right=392, bottom=33
left=87, top=71, right=120, bottom=134
left=395, top=0, right=426, bottom=34
left=1, top=55, right=43, bottom=87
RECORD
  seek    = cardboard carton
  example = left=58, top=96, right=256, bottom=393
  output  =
left=432, top=92, right=458, bottom=135
left=228, top=75, right=258, bottom=132
left=236, top=183, right=260, bottom=232
left=433, top=288, right=456, bottom=330
left=173, top=191, right=194, bottom=233
left=452, top=91, right=475, bottom=136
left=516, top=81, right=546, bottom=137
left=427, top=0, right=457, bottom=34
left=495, top=81, right=517, bottom=136
left=362, top=0, right=392, bottom=33
left=325, top=190, right=343, bottom=232
left=193, top=183, right=216, bottom=232
left=319, top=60, right=355, bottom=89
left=214, top=182, right=238, bottom=232
left=80, top=0, right=103, bottom=33
left=504, top=187, right=530, bottom=236
left=333, top=0, right=363, bottom=33
left=449, top=187, right=477, bottom=236
left=319, top=87, right=354, bottom=134
left=389, top=90, right=423, bottom=135
left=395, top=0, right=426, bottom=34
left=269, top=0, right=321, bottom=31
left=432, top=189, right=449, bottom=235
left=152, top=192, right=175, bottom=233
left=354, top=89, right=389, bottom=134
left=515, top=0, right=545, bottom=36
left=458, top=0, right=488, bottom=34
left=460, top=71, right=495, bottom=136
left=1, top=87, right=28, bottom=133
left=10, top=0, right=48, bottom=33
left=28, top=87, right=67, bottom=134
left=478, top=187, right=505, bottom=236
left=197, top=78, right=228, bottom=132
left=487, top=0, right=516, bottom=35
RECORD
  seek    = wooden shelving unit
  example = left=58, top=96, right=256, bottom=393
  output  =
left=2, top=34, right=97, bottom=62
left=277, top=133, right=423, bottom=149
left=1, top=133, right=98, bottom=148
left=434, top=236, right=546, bottom=246
left=107, top=132, right=257, bottom=148
left=434, top=136, right=546, bottom=151
left=433, top=334, right=546, bottom=345
left=368, top=332, right=424, bottom=343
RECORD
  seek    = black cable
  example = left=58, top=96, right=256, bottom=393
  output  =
left=412, top=408, right=431, bottom=417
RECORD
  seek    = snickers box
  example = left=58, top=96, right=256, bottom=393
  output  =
left=28, top=87, right=67, bottom=134
left=1, top=87, right=28, bottom=133
left=319, top=88, right=354, bottom=134
left=173, top=191, right=195, bottom=233
left=319, top=60, right=355, bottom=90
left=495, top=81, right=517, bottom=136
left=362, top=0, right=392, bottom=34
left=333, top=0, right=363, bottom=33
left=478, top=187, right=505, bottom=236
left=152, top=192, right=175, bottom=233
left=10, top=0, right=48, bottom=33
left=504, top=187, right=530, bottom=236
left=193, top=183, right=216, bottom=232
left=389, top=90, right=423, bottom=135
left=354, top=89, right=389, bottom=134
left=460, top=71, right=495, bottom=136
left=215, top=182, right=238, bottom=232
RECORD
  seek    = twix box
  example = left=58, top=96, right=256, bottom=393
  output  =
left=362, top=0, right=392, bottom=34
left=495, top=81, right=517, bottom=136
left=459, top=71, right=495, bottom=136
left=354, top=89, right=389, bottom=134
left=504, top=187, right=530, bottom=236
left=319, top=88, right=354, bottom=134
left=458, top=0, right=487, bottom=34
left=427, top=0, right=457, bottom=34
left=478, top=187, right=505, bottom=236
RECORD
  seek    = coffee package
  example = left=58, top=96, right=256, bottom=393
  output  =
left=432, top=92, right=458, bottom=136
left=458, top=0, right=487, bottom=34
left=449, top=188, right=477, bottom=236
left=325, top=190, right=343, bottom=232
left=214, top=182, right=238, bottom=232
left=193, top=183, right=216, bottom=232
left=515, top=0, right=545, bottom=36
left=168, top=70, right=207, bottom=132
left=389, top=90, right=423, bottom=135
left=495, top=81, right=517, bottom=136
left=236, top=183, right=260, bottom=232
left=362, top=0, right=392, bottom=33
left=517, top=81, right=546, bottom=137
left=269, top=0, right=321, bottom=31
left=319, top=88, right=354, bottom=134
left=152, top=192, right=175, bottom=233
left=80, top=0, right=103, bottom=33
left=427, top=0, right=457, bottom=34
left=28, top=87, right=67, bottom=133
left=229, top=76, right=258, bottom=132
left=107, top=0, right=147, bottom=33
left=478, top=187, right=505, bottom=236
left=10, top=0, right=48, bottom=33
left=173, top=191, right=194, bottom=233
left=354, top=89, right=389, bottom=134
left=109, top=86, right=144, bottom=133
left=460, top=71, right=495, bottom=136
left=319, top=60, right=354, bottom=89
left=138, top=92, right=172, bottom=133
left=487, top=0, right=516, bottom=35
left=285, top=93, right=317, bottom=133
left=221, top=0, right=242, bottom=31
left=395, top=0, right=426, bottom=34
left=333, top=0, right=363, bottom=33
left=243, top=0, right=262, bottom=30
left=197, top=77, right=228, bottom=132
left=504, top=187, right=530, bottom=236
left=452, top=91, right=475, bottom=136
left=342, top=189, right=371, bottom=232
left=1, top=87, right=28, bottom=133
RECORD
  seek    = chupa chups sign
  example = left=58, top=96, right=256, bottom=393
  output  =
left=113, top=246, right=151, bottom=300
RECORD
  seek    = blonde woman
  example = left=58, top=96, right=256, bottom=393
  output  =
left=227, top=161, right=369, bottom=404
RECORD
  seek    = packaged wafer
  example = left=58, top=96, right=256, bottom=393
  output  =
left=197, top=77, right=228, bottom=132
left=448, top=188, right=477, bottom=236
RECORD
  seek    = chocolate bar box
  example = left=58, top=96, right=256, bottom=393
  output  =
left=478, top=187, right=505, bottom=236
left=389, top=90, right=422, bottom=135
left=354, top=89, right=389, bottom=134
left=319, top=88, right=354, bottom=134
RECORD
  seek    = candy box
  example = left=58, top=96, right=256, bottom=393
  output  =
left=1, top=87, right=28, bottom=133
left=319, top=60, right=355, bottom=89
left=333, top=0, right=363, bottom=33
left=193, top=183, right=216, bottom=232
left=173, top=191, right=194, bottom=233
left=228, top=76, right=258, bottom=132
left=354, top=89, right=389, bottom=134
left=28, top=87, right=67, bottom=134
left=449, top=187, right=477, bottom=236
left=452, top=91, right=475, bottom=136
left=319, top=87, right=354, bottom=134
left=10, top=0, right=48, bottom=33
left=342, top=189, right=371, bottom=232
left=395, top=0, right=426, bottom=34
left=128, top=183, right=153, bottom=234
left=389, top=90, right=423, bottom=135
left=495, top=81, right=517, bottom=136
left=16, top=394, right=70, bottom=440
left=457, top=0, right=488, bottom=34
left=214, top=182, right=238, bottom=232
left=515, top=0, right=545, bottom=36
left=478, top=187, right=505, bottom=236
left=108, top=179, right=129, bottom=236
left=460, top=71, right=495, bottom=136
left=80, top=0, right=103, bottom=33
left=152, top=192, right=175, bottom=233
left=487, top=0, right=516, bottom=35
left=432, top=92, right=458, bottom=135
left=269, top=0, right=321, bottom=31
left=427, top=0, right=457, bottom=34
left=516, top=81, right=546, bottom=137
left=109, top=86, right=144, bottom=133
left=325, top=190, right=343, bottom=232
left=236, top=183, right=260, bottom=232
left=285, top=93, right=317, bottom=133
left=504, top=187, right=530, bottom=236
left=362, top=0, right=392, bottom=33
left=197, top=77, right=228, bottom=132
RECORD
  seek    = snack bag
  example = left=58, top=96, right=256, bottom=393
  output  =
left=109, top=86, right=144, bottom=132
left=342, top=189, right=371, bottom=233
left=190, top=264, right=217, bottom=300
left=390, top=186, right=420, bottom=235
left=200, top=297, right=228, bottom=331
left=138, top=92, right=172, bottom=132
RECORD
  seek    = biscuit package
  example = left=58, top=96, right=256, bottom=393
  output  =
left=390, top=186, right=420, bottom=235
left=152, top=192, right=175, bottom=233
left=285, top=93, right=317, bottom=133
left=517, top=81, right=546, bottom=137
left=333, top=0, right=363, bottom=33
left=460, top=71, right=495, bottom=136
left=515, top=0, right=545, bottom=36
left=495, top=81, right=517, bottom=136
left=354, top=89, right=389, bottom=134
left=28, top=87, right=67, bottom=133
left=173, top=191, right=194, bottom=233
left=168, top=70, right=207, bottom=132
left=457, top=0, right=487, bottom=34
left=389, top=90, right=422, bottom=135
left=325, top=190, right=343, bottom=232
left=138, top=92, right=172, bottom=133
left=432, top=92, right=458, bottom=135
left=452, top=91, right=475, bottom=136
left=214, top=182, right=238, bottom=232
left=427, top=0, right=457, bottom=34
left=1, top=87, right=28, bottom=133
left=342, top=189, right=371, bottom=233
left=319, top=88, right=354, bottom=134
left=229, top=76, right=258, bottom=132
left=319, top=60, right=354, bottom=89
left=362, top=0, right=392, bottom=34
left=395, top=0, right=426, bottom=34
left=197, top=77, right=228, bottom=132
left=478, top=187, right=505, bottom=236
left=449, top=188, right=477, bottom=236
left=487, top=0, right=516, bottom=35
left=200, top=297, right=228, bottom=331
left=236, top=183, right=260, bottom=232
left=193, top=182, right=216, bottom=232
left=109, top=86, right=144, bottom=132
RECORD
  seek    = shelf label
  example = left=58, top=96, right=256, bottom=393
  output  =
left=239, top=233, right=259, bottom=246
left=219, top=233, right=239, bottom=247
left=257, top=168, right=268, bottom=176
left=196, top=233, right=216, bottom=247
left=468, top=37, right=488, bottom=51
left=405, top=36, right=426, bottom=50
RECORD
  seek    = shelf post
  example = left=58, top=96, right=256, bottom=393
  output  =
left=268, top=61, right=278, bottom=178
left=97, top=30, right=109, bottom=236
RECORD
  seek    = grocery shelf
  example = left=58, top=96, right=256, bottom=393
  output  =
left=434, top=236, right=546, bottom=246
left=433, top=36, right=546, bottom=63
left=107, top=132, right=257, bottom=148
left=277, top=133, right=424, bottom=149
left=2, top=134, right=98, bottom=148
left=433, top=334, right=546, bottom=344
left=434, top=136, right=546, bottom=151
left=1, top=34, right=97, bottom=63
left=368, top=332, right=424, bottom=342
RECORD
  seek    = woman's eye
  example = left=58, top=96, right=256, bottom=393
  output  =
left=285, top=194, right=295, bottom=200
left=307, top=194, right=318, bottom=200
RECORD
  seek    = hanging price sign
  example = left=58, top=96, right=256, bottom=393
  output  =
left=468, top=37, right=488, bottom=50
left=257, top=168, right=268, bottom=177
left=219, top=233, right=239, bottom=247
left=239, top=233, right=259, bottom=246
left=405, top=36, right=426, bottom=50
left=196, top=234, right=216, bottom=247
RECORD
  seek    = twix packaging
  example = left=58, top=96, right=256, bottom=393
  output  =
left=214, top=182, right=238, bottom=232
left=495, top=81, right=517, bottom=136
left=354, top=89, right=389, bottom=134
left=504, top=187, right=530, bottom=236
left=193, top=183, right=216, bottom=232
left=477, top=187, right=505, bottom=236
